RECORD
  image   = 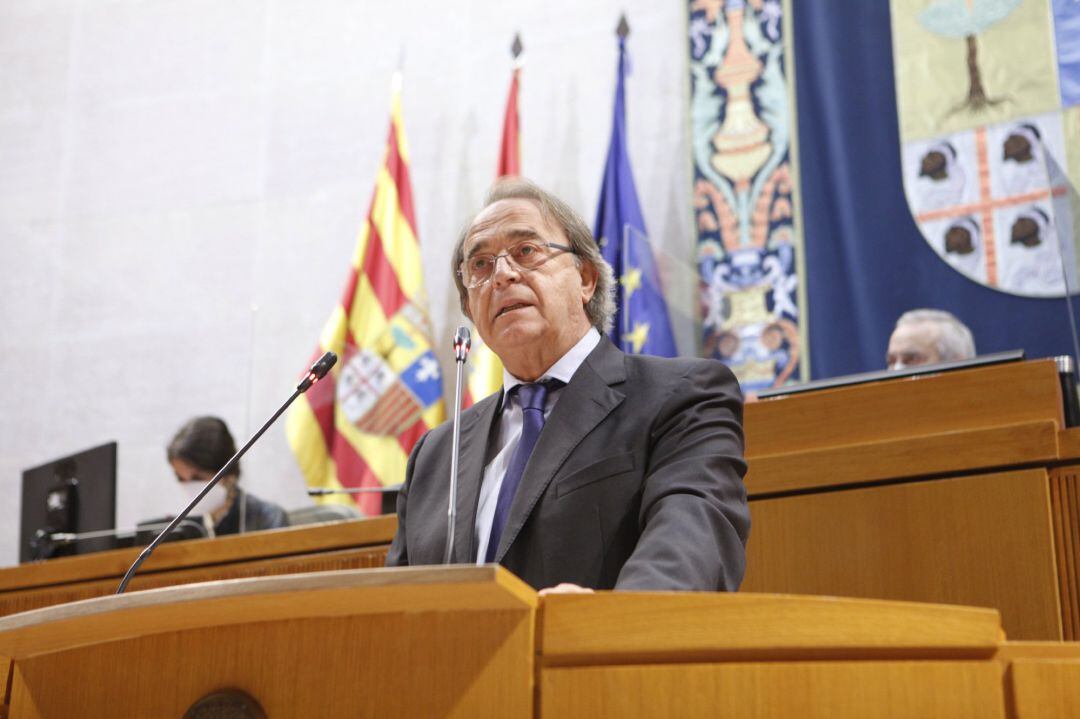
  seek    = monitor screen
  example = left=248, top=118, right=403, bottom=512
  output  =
left=19, top=442, right=118, bottom=563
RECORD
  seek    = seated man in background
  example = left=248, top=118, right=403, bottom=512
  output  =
left=886, top=308, right=976, bottom=371
left=162, top=416, right=290, bottom=536
left=386, top=178, right=749, bottom=594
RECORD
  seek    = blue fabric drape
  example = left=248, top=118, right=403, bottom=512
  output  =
left=794, top=0, right=1073, bottom=378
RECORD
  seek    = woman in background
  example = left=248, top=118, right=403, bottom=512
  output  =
left=166, top=416, right=289, bottom=536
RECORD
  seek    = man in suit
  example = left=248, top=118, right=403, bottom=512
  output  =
left=386, top=178, right=749, bottom=593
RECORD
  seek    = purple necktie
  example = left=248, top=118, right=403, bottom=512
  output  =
left=485, top=380, right=560, bottom=562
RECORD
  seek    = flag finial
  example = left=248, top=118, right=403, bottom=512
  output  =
left=617, top=14, right=630, bottom=39
left=511, top=32, right=524, bottom=59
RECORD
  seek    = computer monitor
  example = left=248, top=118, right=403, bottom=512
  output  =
left=19, top=442, right=118, bottom=562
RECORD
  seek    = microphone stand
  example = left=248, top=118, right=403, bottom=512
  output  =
left=115, top=351, right=337, bottom=594
left=443, top=327, right=471, bottom=564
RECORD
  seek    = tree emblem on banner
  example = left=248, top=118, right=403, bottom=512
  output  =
left=892, top=0, right=1080, bottom=297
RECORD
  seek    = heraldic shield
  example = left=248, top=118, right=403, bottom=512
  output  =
left=891, top=0, right=1080, bottom=297
left=336, top=302, right=442, bottom=437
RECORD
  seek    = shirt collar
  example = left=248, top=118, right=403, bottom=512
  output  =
left=502, top=327, right=601, bottom=397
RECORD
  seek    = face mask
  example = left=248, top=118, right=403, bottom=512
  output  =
left=180, top=480, right=229, bottom=514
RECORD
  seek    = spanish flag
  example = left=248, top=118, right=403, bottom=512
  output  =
left=464, top=60, right=521, bottom=405
left=286, top=76, right=445, bottom=516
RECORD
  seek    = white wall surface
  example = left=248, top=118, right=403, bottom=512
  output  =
left=0, top=0, right=696, bottom=567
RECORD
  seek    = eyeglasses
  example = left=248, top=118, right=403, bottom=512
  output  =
left=458, top=240, right=576, bottom=289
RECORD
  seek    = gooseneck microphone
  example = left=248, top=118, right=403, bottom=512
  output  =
left=443, top=327, right=472, bottom=564
left=116, top=351, right=337, bottom=594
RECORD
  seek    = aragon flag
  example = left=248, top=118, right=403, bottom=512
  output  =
left=594, top=22, right=677, bottom=357
left=286, top=77, right=445, bottom=516
left=465, top=56, right=521, bottom=405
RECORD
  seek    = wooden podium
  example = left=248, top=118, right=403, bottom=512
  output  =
left=2, top=566, right=1079, bottom=718
left=0, top=566, right=536, bottom=718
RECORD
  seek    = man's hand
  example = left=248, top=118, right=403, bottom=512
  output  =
left=538, top=583, right=595, bottom=596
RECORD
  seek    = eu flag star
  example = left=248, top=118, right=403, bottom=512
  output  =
left=623, top=322, right=651, bottom=354
left=620, top=266, right=643, bottom=300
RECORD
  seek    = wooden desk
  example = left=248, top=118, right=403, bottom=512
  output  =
left=742, top=358, right=1080, bottom=640
left=0, top=516, right=396, bottom=618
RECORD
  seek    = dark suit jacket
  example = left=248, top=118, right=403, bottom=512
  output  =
left=385, top=337, right=750, bottom=591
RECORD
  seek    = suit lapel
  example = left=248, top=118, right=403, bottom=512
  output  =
left=494, top=338, right=627, bottom=562
left=451, top=391, right=501, bottom=563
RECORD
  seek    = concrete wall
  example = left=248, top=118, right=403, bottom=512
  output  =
left=0, top=0, right=695, bottom=567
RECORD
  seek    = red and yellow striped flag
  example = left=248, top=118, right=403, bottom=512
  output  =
left=464, top=65, right=521, bottom=405
left=287, top=79, right=445, bottom=516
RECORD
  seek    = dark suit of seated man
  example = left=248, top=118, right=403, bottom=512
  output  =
left=386, top=178, right=749, bottom=593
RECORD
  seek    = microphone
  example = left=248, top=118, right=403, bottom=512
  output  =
left=453, top=326, right=472, bottom=362
left=116, top=351, right=337, bottom=594
left=297, top=351, right=337, bottom=392
left=444, top=327, right=471, bottom=564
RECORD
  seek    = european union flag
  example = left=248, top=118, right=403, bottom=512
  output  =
left=594, top=31, right=677, bottom=357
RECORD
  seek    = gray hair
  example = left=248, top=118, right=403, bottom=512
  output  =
left=451, top=177, right=616, bottom=334
left=895, top=309, right=976, bottom=361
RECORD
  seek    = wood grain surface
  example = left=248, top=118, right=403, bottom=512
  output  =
left=0, top=515, right=396, bottom=593
left=746, top=420, right=1058, bottom=495
left=540, top=661, right=1004, bottom=719
left=539, top=592, right=1000, bottom=666
left=9, top=605, right=533, bottom=718
left=743, top=469, right=1061, bottom=640
left=744, top=359, right=1062, bottom=458
left=1048, top=466, right=1080, bottom=640
left=0, top=545, right=388, bottom=618
left=1006, top=659, right=1080, bottom=719
left=0, top=565, right=536, bottom=659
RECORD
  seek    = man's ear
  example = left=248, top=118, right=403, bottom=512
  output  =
left=579, top=261, right=598, bottom=304
left=463, top=295, right=475, bottom=322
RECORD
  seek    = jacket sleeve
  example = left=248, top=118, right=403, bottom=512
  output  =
left=614, top=359, right=750, bottom=591
left=385, top=430, right=429, bottom=566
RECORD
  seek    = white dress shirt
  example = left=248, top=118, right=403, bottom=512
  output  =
left=473, top=327, right=602, bottom=563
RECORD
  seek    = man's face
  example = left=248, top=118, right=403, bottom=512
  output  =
left=462, top=198, right=597, bottom=377
left=886, top=321, right=942, bottom=370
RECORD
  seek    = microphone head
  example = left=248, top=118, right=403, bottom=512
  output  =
left=297, top=351, right=338, bottom=393
left=453, top=326, right=472, bottom=361
left=311, top=351, right=338, bottom=379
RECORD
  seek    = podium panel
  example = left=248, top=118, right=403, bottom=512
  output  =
left=538, top=592, right=1005, bottom=719
left=0, top=566, right=535, bottom=719
left=541, top=661, right=1003, bottom=719
left=11, top=611, right=530, bottom=718
left=997, top=642, right=1080, bottom=719
left=743, top=469, right=1061, bottom=639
